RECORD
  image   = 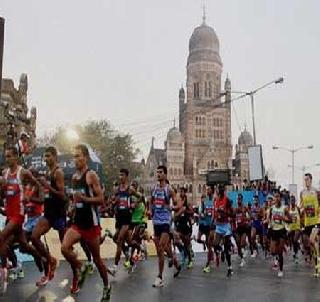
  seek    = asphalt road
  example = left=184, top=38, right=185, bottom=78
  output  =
left=1, top=252, right=320, bottom=302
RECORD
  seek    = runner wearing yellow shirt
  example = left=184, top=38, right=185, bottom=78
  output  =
left=300, top=173, right=319, bottom=265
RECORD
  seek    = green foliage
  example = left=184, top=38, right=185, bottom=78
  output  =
left=40, top=119, right=142, bottom=192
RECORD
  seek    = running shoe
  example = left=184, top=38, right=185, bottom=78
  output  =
left=251, top=250, right=257, bottom=258
left=240, top=259, right=245, bottom=268
left=272, top=260, right=279, bottom=271
left=108, top=265, right=118, bottom=276
left=100, top=285, right=112, bottom=301
left=152, top=277, right=164, bottom=288
left=104, top=228, right=114, bottom=239
left=227, top=268, right=233, bottom=278
left=86, top=262, right=94, bottom=275
left=203, top=265, right=211, bottom=273
left=123, top=260, right=131, bottom=269
left=9, top=269, right=17, bottom=281
left=36, top=275, right=49, bottom=287
left=187, top=261, right=193, bottom=269
left=277, top=271, right=284, bottom=278
left=17, top=268, right=24, bottom=279
left=174, top=265, right=182, bottom=278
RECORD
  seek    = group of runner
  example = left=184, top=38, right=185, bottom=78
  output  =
left=0, top=145, right=111, bottom=301
left=0, top=144, right=320, bottom=300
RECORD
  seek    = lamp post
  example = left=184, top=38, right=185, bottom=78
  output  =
left=272, top=145, right=314, bottom=184
left=229, top=77, right=284, bottom=145
left=0, top=17, right=4, bottom=98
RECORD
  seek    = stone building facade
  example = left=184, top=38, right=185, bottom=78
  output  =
left=0, top=74, right=37, bottom=151
left=142, top=16, right=252, bottom=203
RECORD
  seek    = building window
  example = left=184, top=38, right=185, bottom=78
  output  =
left=174, top=168, right=177, bottom=176
left=209, top=82, right=212, bottom=97
left=193, top=82, right=200, bottom=99
left=189, top=184, right=193, bottom=193
left=198, top=184, right=202, bottom=194
left=169, top=168, right=173, bottom=176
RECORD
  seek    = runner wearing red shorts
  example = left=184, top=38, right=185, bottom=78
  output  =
left=61, top=144, right=110, bottom=301
left=0, top=147, right=43, bottom=273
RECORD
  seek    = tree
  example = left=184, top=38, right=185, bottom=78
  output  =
left=38, top=119, right=142, bottom=192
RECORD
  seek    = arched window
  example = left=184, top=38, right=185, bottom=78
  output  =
left=174, top=168, right=177, bottom=176
left=198, top=184, right=202, bottom=193
left=189, top=184, right=193, bottom=193
left=169, top=168, right=173, bottom=175
left=211, top=160, right=214, bottom=169
left=195, top=116, right=198, bottom=125
left=178, top=169, right=181, bottom=176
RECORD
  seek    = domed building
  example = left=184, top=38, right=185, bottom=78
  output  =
left=143, top=12, right=234, bottom=202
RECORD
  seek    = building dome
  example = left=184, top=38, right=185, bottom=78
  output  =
left=238, top=129, right=253, bottom=146
left=167, top=127, right=183, bottom=142
left=187, top=21, right=221, bottom=65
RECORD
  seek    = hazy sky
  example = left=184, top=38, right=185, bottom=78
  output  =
left=1, top=0, right=320, bottom=189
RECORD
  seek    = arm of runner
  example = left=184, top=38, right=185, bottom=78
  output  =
left=29, top=186, right=44, bottom=204
left=174, top=198, right=186, bottom=218
left=169, top=186, right=177, bottom=206
left=38, top=168, right=65, bottom=199
left=284, top=207, right=292, bottom=223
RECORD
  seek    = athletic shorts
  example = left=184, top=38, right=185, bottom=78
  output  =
left=252, top=220, right=263, bottom=234
left=71, top=225, right=101, bottom=241
left=304, top=225, right=316, bottom=237
left=153, top=224, right=171, bottom=237
left=115, top=212, right=132, bottom=230
left=176, top=223, right=192, bottom=236
left=270, top=229, right=286, bottom=241
left=23, top=216, right=42, bottom=233
left=215, top=223, right=232, bottom=236
left=7, top=215, right=25, bottom=226
left=129, top=222, right=144, bottom=231
left=44, top=215, right=66, bottom=231
left=236, top=225, right=250, bottom=236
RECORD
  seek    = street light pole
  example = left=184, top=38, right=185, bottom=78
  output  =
left=273, top=145, right=314, bottom=184
left=250, top=93, right=257, bottom=145
left=229, top=77, right=284, bottom=145
left=0, top=17, right=4, bottom=97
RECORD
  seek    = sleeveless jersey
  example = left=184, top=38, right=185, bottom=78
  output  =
left=4, top=167, right=24, bottom=219
left=131, top=194, right=145, bottom=224
left=24, top=185, right=43, bottom=217
left=271, top=205, right=286, bottom=231
left=251, top=205, right=261, bottom=221
left=73, top=170, right=99, bottom=229
left=301, top=188, right=318, bottom=227
left=152, top=184, right=171, bottom=225
left=214, top=195, right=229, bottom=224
left=289, top=206, right=300, bottom=231
left=44, top=167, right=66, bottom=219
left=199, top=197, right=214, bottom=226
left=235, top=207, right=248, bottom=227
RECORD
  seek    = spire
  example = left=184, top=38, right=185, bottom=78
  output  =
left=202, top=4, right=206, bottom=25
